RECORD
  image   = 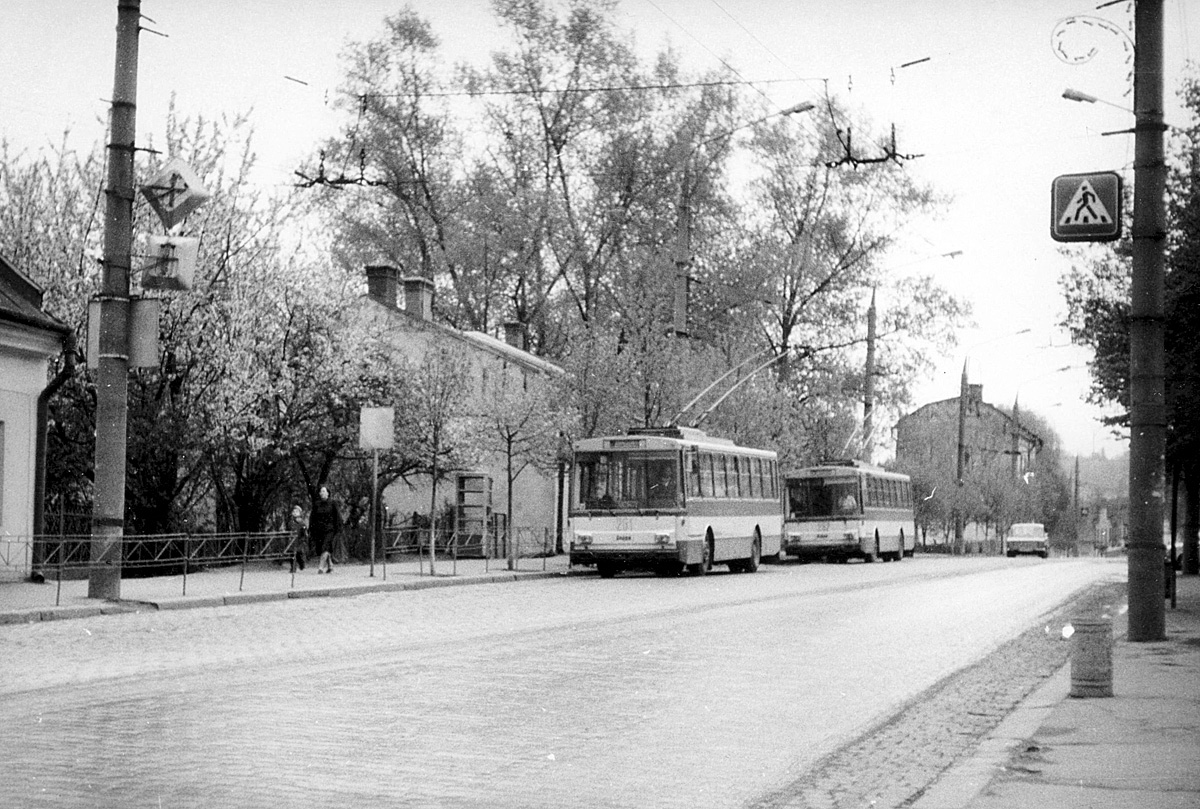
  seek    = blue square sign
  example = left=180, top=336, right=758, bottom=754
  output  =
left=1051, top=172, right=1122, bottom=243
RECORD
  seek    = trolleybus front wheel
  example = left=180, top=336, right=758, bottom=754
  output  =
left=863, top=533, right=880, bottom=563
left=688, top=533, right=713, bottom=576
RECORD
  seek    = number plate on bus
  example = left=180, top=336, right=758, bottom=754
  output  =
left=616, top=535, right=632, bottom=542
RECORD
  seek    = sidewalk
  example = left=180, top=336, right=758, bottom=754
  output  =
left=914, top=573, right=1200, bottom=809
left=0, top=554, right=575, bottom=624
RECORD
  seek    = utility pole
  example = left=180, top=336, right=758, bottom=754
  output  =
left=672, top=182, right=693, bottom=338
left=1127, top=0, right=1167, bottom=641
left=954, top=361, right=967, bottom=553
left=90, top=0, right=141, bottom=599
left=862, top=288, right=877, bottom=462
left=1011, top=397, right=1021, bottom=479
left=1080, top=453, right=1089, bottom=554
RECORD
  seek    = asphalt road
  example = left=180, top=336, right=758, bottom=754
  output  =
left=0, top=556, right=1122, bottom=809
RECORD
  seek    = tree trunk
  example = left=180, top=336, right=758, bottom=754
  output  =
left=1184, top=460, right=1199, bottom=575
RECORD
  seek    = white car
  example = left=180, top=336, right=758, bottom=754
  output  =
left=1006, top=523, right=1048, bottom=558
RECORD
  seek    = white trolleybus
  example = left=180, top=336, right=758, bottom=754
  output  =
left=783, top=460, right=914, bottom=563
left=568, top=426, right=782, bottom=577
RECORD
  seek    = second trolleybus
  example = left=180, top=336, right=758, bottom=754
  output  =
left=783, top=460, right=914, bottom=563
left=568, top=426, right=782, bottom=577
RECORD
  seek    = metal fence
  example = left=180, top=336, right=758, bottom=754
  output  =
left=18, top=531, right=296, bottom=604
left=3, top=525, right=556, bottom=605
left=372, top=526, right=555, bottom=577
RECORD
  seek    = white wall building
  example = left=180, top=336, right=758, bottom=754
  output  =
left=0, top=253, right=70, bottom=580
left=360, top=265, right=566, bottom=556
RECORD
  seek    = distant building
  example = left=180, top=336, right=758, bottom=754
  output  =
left=895, top=382, right=1045, bottom=550
left=895, top=383, right=1043, bottom=479
left=360, top=265, right=565, bottom=555
left=0, top=252, right=71, bottom=580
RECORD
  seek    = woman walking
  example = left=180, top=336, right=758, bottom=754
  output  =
left=310, top=485, right=342, bottom=574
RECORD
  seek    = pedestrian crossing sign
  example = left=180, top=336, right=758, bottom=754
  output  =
left=1051, top=171, right=1122, bottom=242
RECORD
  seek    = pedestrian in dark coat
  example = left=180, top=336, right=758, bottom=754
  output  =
left=289, top=503, right=309, bottom=573
left=310, top=485, right=342, bottom=574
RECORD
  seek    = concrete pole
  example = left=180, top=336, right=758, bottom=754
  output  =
left=369, top=448, right=378, bottom=577
left=673, top=168, right=693, bottom=338
left=862, top=288, right=877, bottom=462
left=1127, top=0, right=1167, bottom=641
left=954, top=361, right=967, bottom=552
left=90, top=0, right=140, bottom=600
left=1011, top=397, right=1020, bottom=479
left=1080, top=453, right=1089, bottom=554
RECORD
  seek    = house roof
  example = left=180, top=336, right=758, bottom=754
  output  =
left=900, top=395, right=1044, bottom=446
left=460, top=330, right=564, bottom=377
left=365, top=295, right=564, bottom=377
left=0, top=250, right=71, bottom=336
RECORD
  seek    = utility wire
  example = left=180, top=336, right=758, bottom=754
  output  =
left=356, top=76, right=818, bottom=100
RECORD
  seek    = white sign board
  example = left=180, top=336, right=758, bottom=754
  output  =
left=359, top=406, right=395, bottom=450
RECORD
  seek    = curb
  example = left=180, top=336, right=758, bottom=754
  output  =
left=910, top=663, right=1072, bottom=809
left=0, top=568, right=573, bottom=625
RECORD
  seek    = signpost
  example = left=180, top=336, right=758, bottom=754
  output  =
left=359, top=407, right=395, bottom=577
left=1051, top=171, right=1122, bottom=243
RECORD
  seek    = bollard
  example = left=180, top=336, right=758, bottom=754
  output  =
left=1069, top=616, right=1113, bottom=698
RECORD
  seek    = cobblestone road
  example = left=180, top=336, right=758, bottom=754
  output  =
left=0, top=557, right=1122, bottom=808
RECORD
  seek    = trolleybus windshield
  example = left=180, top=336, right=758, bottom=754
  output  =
left=786, top=476, right=862, bottom=519
left=572, top=451, right=682, bottom=511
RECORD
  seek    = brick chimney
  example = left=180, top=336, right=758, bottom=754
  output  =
left=503, top=321, right=526, bottom=351
left=403, top=276, right=434, bottom=321
left=365, top=265, right=399, bottom=308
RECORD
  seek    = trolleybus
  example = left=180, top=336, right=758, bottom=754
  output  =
left=783, top=460, right=914, bottom=562
left=568, top=426, right=782, bottom=577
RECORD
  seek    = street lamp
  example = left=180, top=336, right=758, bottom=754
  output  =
left=674, top=100, right=815, bottom=336
left=1062, top=87, right=1134, bottom=113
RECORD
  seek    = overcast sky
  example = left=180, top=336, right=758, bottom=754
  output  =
left=2, top=0, right=1197, bottom=458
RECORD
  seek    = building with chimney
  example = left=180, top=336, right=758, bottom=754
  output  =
left=894, top=381, right=1045, bottom=550
left=0, top=252, right=71, bottom=580
left=896, top=382, right=1044, bottom=480
left=361, top=264, right=565, bottom=556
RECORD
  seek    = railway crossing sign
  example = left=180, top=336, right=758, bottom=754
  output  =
left=1051, top=171, right=1122, bottom=243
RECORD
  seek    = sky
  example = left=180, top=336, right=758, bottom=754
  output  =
left=2, top=0, right=1197, bottom=460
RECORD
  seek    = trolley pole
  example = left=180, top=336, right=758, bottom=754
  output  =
left=1127, top=0, right=1167, bottom=641
left=90, top=0, right=141, bottom=599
